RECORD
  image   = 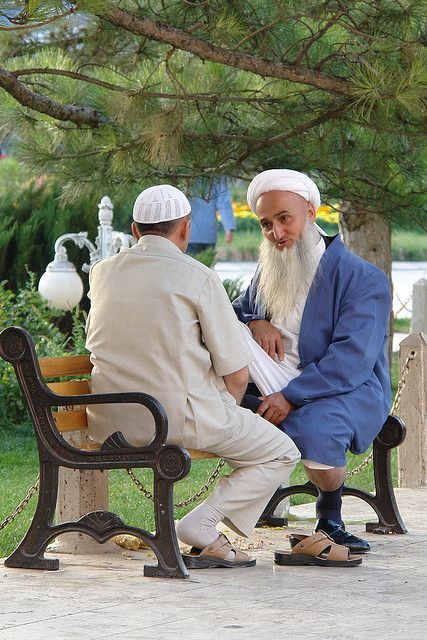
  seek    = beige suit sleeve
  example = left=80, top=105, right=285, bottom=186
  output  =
left=197, top=272, right=253, bottom=376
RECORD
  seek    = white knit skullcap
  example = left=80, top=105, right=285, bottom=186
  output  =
left=133, top=184, right=191, bottom=224
left=247, top=169, right=321, bottom=213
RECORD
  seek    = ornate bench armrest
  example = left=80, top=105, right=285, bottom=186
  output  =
left=48, top=390, right=168, bottom=451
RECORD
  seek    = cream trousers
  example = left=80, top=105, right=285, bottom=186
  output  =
left=201, top=410, right=300, bottom=537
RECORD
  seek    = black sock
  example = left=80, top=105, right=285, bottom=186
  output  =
left=241, top=394, right=263, bottom=413
left=315, top=484, right=344, bottom=524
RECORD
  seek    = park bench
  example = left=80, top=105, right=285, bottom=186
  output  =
left=0, top=326, right=407, bottom=580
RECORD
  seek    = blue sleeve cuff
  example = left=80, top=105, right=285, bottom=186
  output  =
left=239, top=313, right=266, bottom=325
left=280, top=384, right=304, bottom=407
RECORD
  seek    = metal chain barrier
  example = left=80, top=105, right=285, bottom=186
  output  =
left=0, top=474, right=39, bottom=531
left=0, top=349, right=417, bottom=529
left=126, top=458, right=227, bottom=508
left=390, top=350, right=416, bottom=415
left=394, top=292, right=412, bottom=316
left=346, top=349, right=416, bottom=478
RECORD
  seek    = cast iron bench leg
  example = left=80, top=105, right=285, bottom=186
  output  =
left=5, top=461, right=60, bottom=570
left=257, top=416, right=407, bottom=534
left=144, top=475, right=189, bottom=578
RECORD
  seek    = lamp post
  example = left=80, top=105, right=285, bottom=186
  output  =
left=38, top=196, right=135, bottom=310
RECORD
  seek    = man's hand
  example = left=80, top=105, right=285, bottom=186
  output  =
left=224, top=229, right=233, bottom=244
left=248, top=319, right=285, bottom=361
left=256, top=392, right=295, bottom=425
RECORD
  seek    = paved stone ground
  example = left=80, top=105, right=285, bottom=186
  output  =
left=1, top=488, right=426, bottom=640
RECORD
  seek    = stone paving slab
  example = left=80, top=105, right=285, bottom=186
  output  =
left=1, top=488, right=426, bottom=640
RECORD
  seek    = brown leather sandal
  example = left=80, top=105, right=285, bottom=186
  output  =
left=182, top=534, right=256, bottom=569
left=274, top=531, right=362, bottom=567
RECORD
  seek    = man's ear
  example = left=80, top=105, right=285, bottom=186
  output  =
left=132, top=221, right=140, bottom=240
left=180, top=216, right=191, bottom=240
left=307, top=203, right=316, bottom=223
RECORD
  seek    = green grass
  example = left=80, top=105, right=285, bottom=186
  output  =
left=392, top=231, right=427, bottom=261
left=0, top=355, right=399, bottom=558
left=394, top=317, right=411, bottom=333
left=216, top=229, right=427, bottom=262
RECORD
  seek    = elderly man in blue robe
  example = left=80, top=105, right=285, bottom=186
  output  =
left=232, top=169, right=392, bottom=553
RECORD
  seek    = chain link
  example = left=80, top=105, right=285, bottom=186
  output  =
left=346, top=349, right=416, bottom=479
left=394, top=292, right=412, bottom=316
left=174, top=459, right=226, bottom=508
left=0, top=349, right=417, bottom=529
left=390, top=350, right=416, bottom=415
left=345, top=451, right=374, bottom=478
left=0, top=474, right=39, bottom=531
left=126, top=459, right=227, bottom=508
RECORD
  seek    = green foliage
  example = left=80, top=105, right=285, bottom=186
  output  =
left=234, top=215, right=260, bottom=233
left=192, top=247, right=216, bottom=268
left=69, top=304, right=88, bottom=353
left=0, top=158, right=26, bottom=198
left=0, top=273, right=86, bottom=431
left=0, top=1, right=425, bottom=233
left=222, top=278, right=244, bottom=302
left=393, top=317, right=411, bottom=333
left=392, top=231, right=427, bottom=261
left=0, top=274, right=65, bottom=429
left=217, top=230, right=260, bottom=261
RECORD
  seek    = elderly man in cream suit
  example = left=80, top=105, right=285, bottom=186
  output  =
left=85, top=184, right=300, bottom=569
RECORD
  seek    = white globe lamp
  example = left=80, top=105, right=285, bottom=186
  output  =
left=38, top=246, right=84, bottom=310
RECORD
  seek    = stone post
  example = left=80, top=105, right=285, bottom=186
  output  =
left=411, top=278, right=427, bottom=332
left=49, top=431, right=119, bottom=554
left=398, top=332, right=427, bottom=488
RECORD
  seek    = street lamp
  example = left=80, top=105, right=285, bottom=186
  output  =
left=38, top=195, right=135, bottom=310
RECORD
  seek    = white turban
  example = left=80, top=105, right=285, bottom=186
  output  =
left=247, top=169, right=321, bottom=214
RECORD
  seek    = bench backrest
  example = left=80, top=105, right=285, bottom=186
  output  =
left=39, top=353, right=216, bottom=459
left=39, top=354, right=93, bottom=434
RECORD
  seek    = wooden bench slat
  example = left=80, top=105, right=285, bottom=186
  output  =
left=39, top=354, right=92, bottom=378
left=52, top=409, right=88, bottom=432
left=187, top=449, right=218, bottom=459
left=80, top=442, right=102, bottom=451
left=48, top=380, right=91, bottom=395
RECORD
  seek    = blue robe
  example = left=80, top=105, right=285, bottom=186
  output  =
left=232, top=235, right=392, bottom=467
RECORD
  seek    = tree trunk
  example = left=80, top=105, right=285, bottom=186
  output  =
left=338, top=202, right=393, bottom=364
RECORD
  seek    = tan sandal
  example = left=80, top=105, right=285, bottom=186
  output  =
left=274, top=531, right=362, bottom=567
left=182, top=534, right=256, bottom=569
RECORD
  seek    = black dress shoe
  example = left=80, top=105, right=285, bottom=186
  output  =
left=314, top=518, right=370, bottom=553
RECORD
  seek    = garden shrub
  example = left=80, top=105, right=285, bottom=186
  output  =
left=0, top=274, right=86, bottom=431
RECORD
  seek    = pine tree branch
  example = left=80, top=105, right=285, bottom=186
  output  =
left=7, top=33, right=86, bottom=59
left=11, top=67, right=289, bottom=103
left=0, top=67, right=105, bottom=127
left=292, top=13, right=345, bottom=66
left=235, top=16, right=284, bottom=49
left=232, top=103, right=347, bottom=165
left=0, top=9, right=75, bottom=31
left=100, top=7, right=351, bottom=96
left=13, top=68, right=127, bottom=92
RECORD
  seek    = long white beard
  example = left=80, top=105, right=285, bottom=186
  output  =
left=256, top=221, right=322, bottom=323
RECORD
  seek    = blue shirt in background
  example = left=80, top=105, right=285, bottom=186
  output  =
left=188, top=178, right=235, bottom=245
